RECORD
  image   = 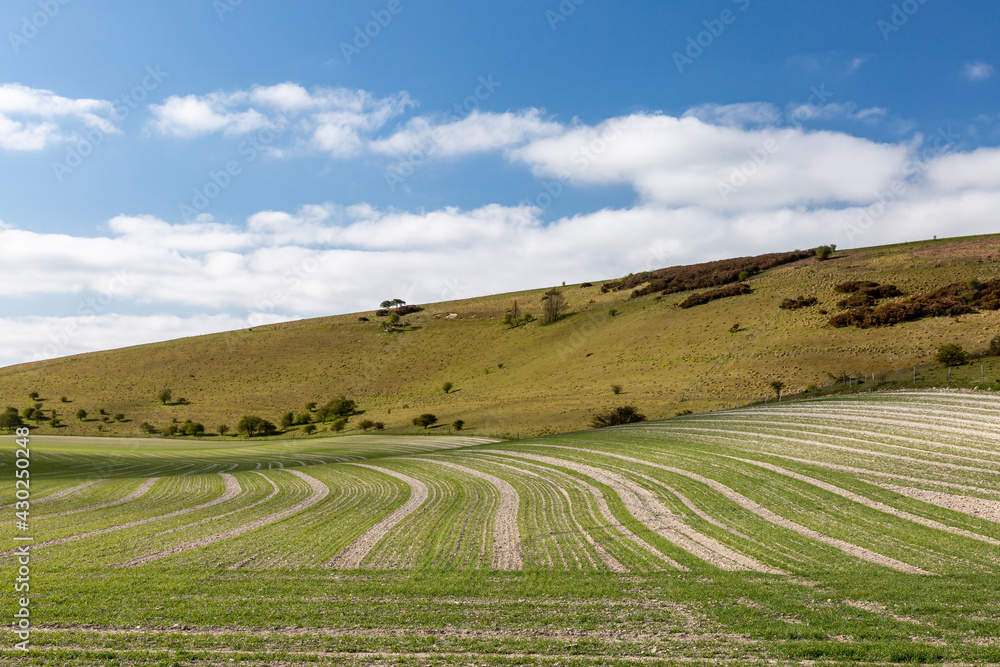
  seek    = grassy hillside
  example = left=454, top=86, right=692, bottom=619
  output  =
left=4, top=392, right=1000, bottom=665
left=3, top=234, right=1000, bottom=438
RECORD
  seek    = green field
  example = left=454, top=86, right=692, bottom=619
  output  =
left=3, top=234, right=1000, bottom=438
left=4, top=391, right=1000, bottom=665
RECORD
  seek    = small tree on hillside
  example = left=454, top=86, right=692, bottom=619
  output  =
left=816, top=244, right=837, bottom=260
left=936, top=344, right=968, bottom=367
left=374, top=421, right=385, bottom=431
left=237, top=415, right=266, bottom=438
left=359, top=419, right=375, bottom=431
left=413, top=414, right=438, bottom=429
left=331, top=418, right=348, bottom=433
left=158, top=388, right=172, bottom=405
left=541, top=288, right=567, bottom=324
left=452, top=419, right=464, bottom=431
left=281, top=412, right=295, bottom=429
left=589, top=406, right=646, bottom=429
left=303, top=424, right=317, bottom=435
left=114, top=413, right=125, bottom=423
left=76, top=409, right=87, bottom=422
left=217, top=424, right=229, bottom=436
left=0, top=410, right=23, bottom=432
left=770, top=381, right=785, bottom=400
left=988, top=335, right=1000, bottom=357
left=28, top=392, right=39, bottom=401
left=442, top=382, right=454, bottom=394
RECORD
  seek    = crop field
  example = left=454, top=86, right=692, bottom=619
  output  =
left=3, top=391, right=1000, bottom=665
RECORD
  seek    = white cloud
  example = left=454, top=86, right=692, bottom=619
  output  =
left=0, top=83, right=118, bottom=151
left=683, top=103, right=782, bottom=128
left=370, top=109, right=564, bottom=157
left=149, top=83, right=413, bottom=157
left=964, top=61, right=994, bottom=81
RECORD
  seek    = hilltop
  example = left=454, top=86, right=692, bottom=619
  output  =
left=2, top=233, right=1000, bottom=438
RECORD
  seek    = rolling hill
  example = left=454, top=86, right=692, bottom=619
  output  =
left=2, top=233, right=1000, bottom=438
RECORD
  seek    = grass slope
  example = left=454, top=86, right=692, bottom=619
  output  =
left=3, top=234, right=1000, bottom=437
left=3, top=392, right=1000, bottom=665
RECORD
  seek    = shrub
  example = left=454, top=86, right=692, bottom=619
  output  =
left=590, top=406, right=646, bottom=429
left=114, top=413, right=125, bottom=423
left=140, top=422, right=157, bottom=434
left=816, top=244, right=836, bottom=260
left=988, top=335, right=1000, bottom=357
left=217, top=424, right=229, bottom=436
left=281, top=412, right=295, bottom=429
left=541, top=289, right=567, bottom=324
left=413, top=414, right=438, bottom=429
left=374, top=421, right=385, bottom=431
left=28, top=392, right=39, bottom=401
left=76, top=409, right=87, bottom=421
left=442, top=382, right=453, bottom=394
left=679, top=283, right=752, bottom=309
left=303, top=424, right=317, bottom=435
left=237, top=415, right=266, bottom=437
left=358, top=317, right=369, bottom=322
left=770, top=380, right=785, bottom=398
left=359, top=419, right=375, bottom=431
left=675, top=409, right=694, bottom=417
left=780, top=296, right=819, bottom=310
left=182, top=420, right=205, bottom=436
left=296, top=412, right=312, bottom=425
left=452, top=419, right=464, bottom=431
left=611, top=384, right=623, bottom=395
left=728, top=323, right=741, bottom=333
left=580, top=282, right=592, bottom=288
left=60, top=396, right=69, bottom=403
left=936, top=344, right=968, bottom=367
left=158, top=388, right=172, bottom=405
left=331, top=418, right=348, bottom=433
left=609, top=308, right=618, bottom=317
left=166, top=424, right=179, bottom=436
left=0, top=410, right=24, bottom=431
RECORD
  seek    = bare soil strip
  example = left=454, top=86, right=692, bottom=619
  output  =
left=411, top=458, right=523, bottom=570
left=153, top=473, right=281, bottom=541
left=116, top=470, right=328, bottom=567
left=729, top=457, right=1000, bottom=546
left=36, top=477, right=161, bottom=520
left=465, top=455, right=627, bottom=572
left=13, top=474, right=242, bottom=553
left=487, top=452, right=770, bottom=572
left=537, top=446, right=931, bottom=575
left=326, top=465, right=430, bottom=569
left=33, top=480, right=103, bottom=503
left=875, top=484, right=1000, bottom=524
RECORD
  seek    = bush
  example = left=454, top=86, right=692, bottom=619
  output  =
left=182, top=420, right=205, bottom=436
left=217, top=424, right=229, bottom=436
left=452, top=419, right=464, bottom=431
left=780, top=296, right=819, bottom=310
left=237, top=415, right=267, bottom=437
left=374, top=421, right=385, bottom=431
left=679, top=283, right=752, bottom=309
left=413, top=414, right=438, bottom=429
left=76, top=409, right=87, bottom=421
left=114, top=413, right=126, bottom=423
left=442, top=382, right=453, bottom=394
left=139, top=422, right=157, bottom=434
left=541, top=289, right=567, bottom=324
left=158, top=388, right=172, bottom=405
left=295, top=412, right=312, bottom=425
left=988, top=335, right=1000, bottom=357
left=60, top=396, right=69, bottom=403
left=281, top=412, right=295, bottom=429
left=0, top=410, right=24, bottom=431
left=611, top=384, right=623, bottom=395
left=331, top=418, right=348, bottom=433
left=589, top=406, right=646, bottom=428
left=28, top=392, right=39, bottom=401
left=359, top=419, right=375, bottom=431
left=303, top=424, right=317, bottom=435
left=936, top=344, right=968, bottom=367
left=816, top=244, right=836, bottom=260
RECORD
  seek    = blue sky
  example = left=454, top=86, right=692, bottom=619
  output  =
left=0, top=0, right=998, bottom=366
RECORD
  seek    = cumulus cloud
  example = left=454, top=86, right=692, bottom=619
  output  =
left=149, top=83, right=413, bottom=157
left=0, top=83, right=118, bottom=151
left=370, top=109, right=564, bottom=157
left=964, top=61, right=994, bottom=81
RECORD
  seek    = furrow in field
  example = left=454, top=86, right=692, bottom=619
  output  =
left=728, top=457, right=1000, bottom=546
left=484, top=451, right=769, bottom=572
left=410, top=458, right=523, bottom=571
left=17, top=474, right=242, bottom=552
left=115, top=470, right=328, bottom=567
left=873, top=485, right=1000, bottom=524
left=535, top=446, right=931, bottom=575
left=33, top=480, right=103, bottom=503
left=465, top=455, right=626, bottom=572
left=326, top=465, right=429, bottom=569
left=150, top=473, right=281, bottom=541
left=35, top=477, right=161, bottom=520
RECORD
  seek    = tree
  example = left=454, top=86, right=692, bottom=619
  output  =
left=50, top=417, right=62, bottom=428
left=936, top=344, right=968, bottom=367
left=140, top=422, right=156, bottom=434
left=413, top=414, right=438, bottom=429
left=295, top=412, right=312, bottom=425
left=816, top=244, right=837, bottom=260
left=331, top=418, right=348, bottom=433
left=28, top=392, right=39, bottom=401
left=218, top=424, right=229, bottom=436
left=237, top=415, right=266, bottom=437
left=442, top=382, right=454, bottom=394
left=303, top=424, right=317, bottom=435
left=770, top=381, right=785, bottom=399
left=589, top=406, right=646, bottom=429
left=452, top=419, right=464, bottom=431
left=611, top=384, right=623, bottom=395
left=60, top=396, right=69, bottom=403
left=306, top=402, right=317, bottom=412
left=359, top=419, right=375, bottom=431
left=22, top=407, right=35, bottom=421
left=0, top=410, right=23, bottom=432
left=114, top=413, right=125, bottom=423
left=380, top=300, right=393, bottom=309
left=281, top=412, right=295, bottom=429
left=374, top=422, right=385, bottom=431
left=541, top=288, right=567, bottom=324
left=989, top=335, right=1000, bottom=357
left=158, top=388, right=172, bottom=405
left=182, top=420, right=205, bottom=436
left=390, top=299, right=406, bottom=309
left=76, top=409, right=88, bottom=422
